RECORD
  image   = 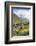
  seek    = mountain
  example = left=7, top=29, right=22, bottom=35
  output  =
left=13, top=14, right=21, bottom=24
left=13, top=14, right=29, bottom=24
left=21, top=18, right=29, bottom=24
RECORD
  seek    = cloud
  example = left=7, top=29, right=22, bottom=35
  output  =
left=13, top=8, right=31, bottom=19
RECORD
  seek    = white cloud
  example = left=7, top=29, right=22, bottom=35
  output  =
left=13, top=9, right=31, bottom=19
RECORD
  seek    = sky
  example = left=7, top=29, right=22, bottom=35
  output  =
left=12, top=8, right=31, bottom=19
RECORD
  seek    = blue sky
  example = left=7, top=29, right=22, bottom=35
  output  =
left=12, top=8, right=31, bottom=19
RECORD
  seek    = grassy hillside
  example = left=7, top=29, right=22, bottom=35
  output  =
left=12, top=14, right=29, bottom=36
left=13, top=14, right=21, bottom=24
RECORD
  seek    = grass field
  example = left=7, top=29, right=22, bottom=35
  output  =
left=15, top=24, right=29, bottom=36
left=13, top=23, right=29, bottom=36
